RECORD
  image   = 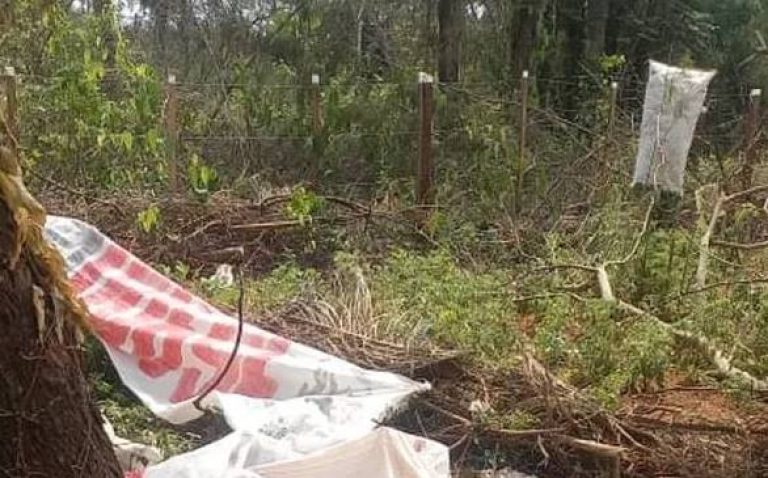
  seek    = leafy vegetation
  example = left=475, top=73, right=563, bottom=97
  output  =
left=5, top=0, right=768, bottom=474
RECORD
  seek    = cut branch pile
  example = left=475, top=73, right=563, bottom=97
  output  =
left=40, top=189, right=433, bottom=274
left=391, top=351, right=768, bottom=478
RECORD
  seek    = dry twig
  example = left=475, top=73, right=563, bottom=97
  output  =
left=696, top=184, right=768, bottom=289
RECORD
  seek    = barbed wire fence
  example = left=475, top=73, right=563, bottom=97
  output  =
left=4, top=67, right=762, bottom=215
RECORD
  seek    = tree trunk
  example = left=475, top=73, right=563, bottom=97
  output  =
left=422, top=0, right=435, bottom=72
left=437, top=0, right=463, bottom=83
left=0, top=0, right=13, bottom=27
left=509, top=0, right=547, bottom=84
left=360, top=12, right=393, bottom=78
left=155, top=0, right=170, bottom=75
left=559, top=0, right=586, bottom=115
left=585, top=0, right=610, bottom=61
left=0, top=185, right=121, bottom=475
left=94, top=0, right=119, bottom=96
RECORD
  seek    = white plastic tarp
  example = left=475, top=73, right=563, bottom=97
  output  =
left=633, top=60, right=716, bottom=194
left=44, top=216, right=449, bottom=478
left=145, top=427, right=448, bottom=478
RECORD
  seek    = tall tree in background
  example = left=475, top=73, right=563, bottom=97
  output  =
left=137, top=0, right=172, bottom=74
left=0, top=0, right=13, bottom=27
left=437, top=0, right=464, bottom=83
left=360, top=7, right=393, bottom=77
left=508, top=0, right=548, bottom=83
left=94, top=0, right=119, bottom=95
left=423, top=0, right=435, bottom=71
left=585, top=0, right=610, bottom=61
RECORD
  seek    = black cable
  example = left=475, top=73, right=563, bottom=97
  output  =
left=193, top=258, right=245, bottom=413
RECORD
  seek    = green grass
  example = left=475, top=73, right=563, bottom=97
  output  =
left=86, top=338, right=198, bottom=458
left=194, top=249, right=523, bottom=364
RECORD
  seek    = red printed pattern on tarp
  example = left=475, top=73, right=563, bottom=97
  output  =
left=71, top=243, right=290, bottom=403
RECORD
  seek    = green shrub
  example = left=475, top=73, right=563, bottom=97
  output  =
left=372, top=249, right=519, bottom=362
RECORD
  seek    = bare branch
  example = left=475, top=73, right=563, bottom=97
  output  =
left=712, top=239, right=768, bottom=250
left=558, top=435, right=625, bottom=457
left=230, top=220, right=303, bottom=230
left=696, top=192, right=725, bottom=289
left=534, top=263, right=597, bottom=273
left=679, top=277, right=768, bottom=296
left=489, top=427, right=565, bottom=438
left=605, top=194, right=655, bottom=268
left=724, top=184, right=768, bottom=203
left=696, top=184, right=768, bottom=288
left=596, top=265, right=615, bottom=302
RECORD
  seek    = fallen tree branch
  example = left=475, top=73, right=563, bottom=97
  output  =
left=712, top=239, right=768, bottom=250
left=596, top=265, right=615, bottom=302
left=541, top=196, right=768, bottom=389
left=625, top=414, right=764, bottom=435
left=617, top=297, right=768, bottom=390
left=676, top=277, right=768, bottom=297
left=543, top=239, right=768, bottom=390
left=558, top=435, right=625, bottom=457
left=725, top=184, right=768, bottom=203
left=545, top=196, right=654, bottom=303
left=696, top=190, right=724, bottom=290
left=417, top=399, right=471, bottom=425
left=559, top=436, right=623, bottom=478
left=230, top=219, right=302, bottom=230
left=253, top=193, right=371, bottom=214
left=535, top=263, right=598, bottom=274
left=696, top=184, right=768, bottom=289
left=488, top=427, right=565, bottom=438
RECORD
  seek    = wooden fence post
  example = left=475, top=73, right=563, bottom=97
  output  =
left=608, top=81, right=618, bottom=139
left=417, top=72, right=435, bottom=206
left=310, top=73, right=323, bottom=183
left=515, top=70, right=529, bottom=214
left=598, top=80, right=618, bottom=167
left=742, top=88, right=762, bottom=190
left=164, top=74, right=180, bottom=193
left=1, top=66, right=18, bottom=150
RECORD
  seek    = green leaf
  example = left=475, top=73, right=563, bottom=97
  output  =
left=136, top=205, right=161, bottom=234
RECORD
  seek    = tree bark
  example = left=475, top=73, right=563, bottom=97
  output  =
left=0, top=196, right=121, bottom=475
left=155, top=0, right=170, bottom=75
left=94, top=0, right=120, bottom=96
left=360, top=10, right=393, bottom=78
left=0, top=0, right=13, bottom=27
left=585, top=0, right=610, bottom=61
left=508, top=0, right=547, bottom=83
left=437, top=0, right=463, bottom=83
left=558, top=0, right=586, bottom=115
left=422, top=0, right=436, bottom=72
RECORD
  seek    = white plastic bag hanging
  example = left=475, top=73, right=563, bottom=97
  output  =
left=633, top=60, right=716, bottom=194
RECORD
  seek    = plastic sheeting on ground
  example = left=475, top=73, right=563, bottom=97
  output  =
left=633, top=60, right=715, bottom=194
left=44, top=216, right=449, bottom=478
left=146, top=427, right=448, bottom=478
left=102, top=413, right=164, bottom=471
